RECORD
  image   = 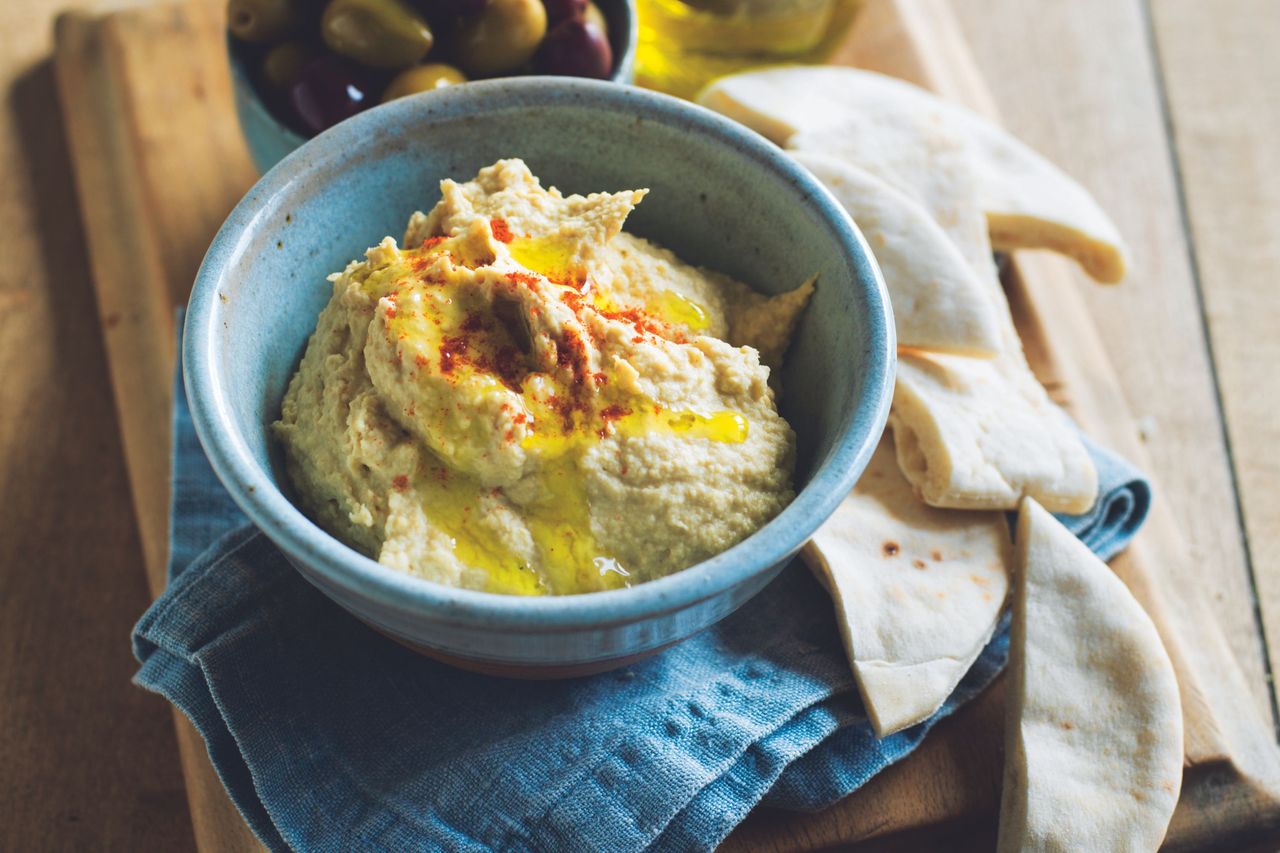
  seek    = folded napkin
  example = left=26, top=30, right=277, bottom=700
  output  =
left=134, top=349, right=1151, bottom=852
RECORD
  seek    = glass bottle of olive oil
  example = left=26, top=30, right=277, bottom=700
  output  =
left=635, top=0, right=863, bottom=99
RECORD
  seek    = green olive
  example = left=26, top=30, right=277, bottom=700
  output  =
left=454, top=0, right=547, bottom=77
left=382, top=63, right=468, bottom=102
left=261, top=41, right=318, bottom=90
left=227, top=0, right=300, bottom=42
left=584, top=1, right=607, bottom=34
left=322, top=0, right=435, bottom=70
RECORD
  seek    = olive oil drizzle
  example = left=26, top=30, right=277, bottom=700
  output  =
left=374, top=231, right=746, bottom=595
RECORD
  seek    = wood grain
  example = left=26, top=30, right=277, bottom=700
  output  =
left=934, top=0, right=1274, bottom=776
left=33, top=0, right=1280, bottom=850
left=54, top=1, right=257, bottom=590
left=54, top=10, right=177, bottom=585
left=731, top=0, right=1280, bottom=847
left=1149, top=0, right=1280, bottom=731
left=53, top=5, right=261, bottom=852
left=0, top=0, right=195, bottom=849
left=870, top=0, right=1246, bottom=754
left=952, top=0, right=1276, bottom=728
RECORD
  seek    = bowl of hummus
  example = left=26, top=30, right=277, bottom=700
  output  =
left=185, top=78, right=894, bottom=676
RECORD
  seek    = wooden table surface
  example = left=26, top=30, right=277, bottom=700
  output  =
left=2, top=0, right=1277, bottom=849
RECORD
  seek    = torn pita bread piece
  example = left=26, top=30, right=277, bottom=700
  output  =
left=805, top=437, right=1011, bottom=737
left=791, top=150, right=1001, bottom=357
left=891, top=349, right=1098, bottom=514
left=789, top=115, right=1001, bottom=291
left=860, top=149, right=1098, bottom=515
left=698, top=66, right=1129, bottom=282
left=999, top=499, right=1182, bottom=853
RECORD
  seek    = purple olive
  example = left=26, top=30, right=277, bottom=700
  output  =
left=288, top=55, right=381, bottom=134
left=533, top=17, right=611, bottom=79
left=540, top=0, right=586, bottom=23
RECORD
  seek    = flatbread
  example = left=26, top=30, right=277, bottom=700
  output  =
left=999, top=499, right=1182, bottom=852
left=791, top=150, right=1001, bottom=357
left=698, top=66, right=1129, bottom=282
left=703, top=66, right=1099, bottom=510
left=806, top=437, right=1010, bottom=736
left=880, top=209, right=1097, bottom=513
left=794, top=144, right=1097, bottom=511
left=789, top=117, right=1000, bottom=290
left=891, top=349, right=1098, bottom=513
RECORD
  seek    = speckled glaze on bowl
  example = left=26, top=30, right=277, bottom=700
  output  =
left=185, top=77, right=895, bottom=676
left=230, top=0, right=638, bottom=174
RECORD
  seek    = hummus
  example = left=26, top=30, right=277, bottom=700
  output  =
left=275, top=159, right=813, bottom=595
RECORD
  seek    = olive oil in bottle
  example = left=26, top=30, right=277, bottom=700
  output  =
left=635, top=0, right=862, bottom=99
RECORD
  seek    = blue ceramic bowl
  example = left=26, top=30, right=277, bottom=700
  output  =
left=230, top=0, right=639, bottom=174
left=185, top=78, right=894, bottom=677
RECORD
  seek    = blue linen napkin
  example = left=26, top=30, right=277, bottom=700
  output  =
left=134, top=346, right=1151, bottom=852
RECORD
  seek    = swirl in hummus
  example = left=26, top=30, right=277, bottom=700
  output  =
left=274, top=159, right=814, bottom=595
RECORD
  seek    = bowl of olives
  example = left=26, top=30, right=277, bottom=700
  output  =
left=227, top=0, right=637, bottom=172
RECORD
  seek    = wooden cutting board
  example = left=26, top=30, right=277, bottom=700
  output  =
left=52, top=0, right=1280, bottom=848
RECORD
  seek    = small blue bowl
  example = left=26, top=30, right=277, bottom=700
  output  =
left=230, top=0, right=639, bottom=174
left=185, top=78, right=894, bottom=677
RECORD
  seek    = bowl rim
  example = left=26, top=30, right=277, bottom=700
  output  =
left=185, top=76, right=895, bottom=632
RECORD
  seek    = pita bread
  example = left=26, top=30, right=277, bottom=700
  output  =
left=891, top=348, right=1098, bottom=513
left=881, top=193, right=1097, bottom=514
left=831, top=135, right=1099, bottom=514
left=791, top=139, right=1097, bottom=510
left=789, top=117, right=1001, bottom=290
left=999, top=499, right=1182, bottom=852
left=698, top=66, right=1129, bottom=282
left=791, top=150, right=1001, bottom=357
left=805, top=437, right=1011, bottom=736
left=702, top=67, right=1099, bottom=510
